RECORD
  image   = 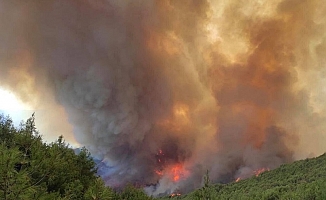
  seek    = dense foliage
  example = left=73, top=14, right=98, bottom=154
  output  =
left=161, top=154, right=326, bottom=200
left=0, top=114, right=151, bottom=200
left=1, top=114, right=325, bottom=200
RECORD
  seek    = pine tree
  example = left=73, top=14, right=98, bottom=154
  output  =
left=84, top=178, right=115, bottom=200
left=0, top=144, right=34, bottom=200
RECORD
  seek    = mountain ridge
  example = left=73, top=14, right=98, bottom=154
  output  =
left=159, top=153, right=326, bottom=199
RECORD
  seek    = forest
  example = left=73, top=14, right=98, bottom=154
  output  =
left=0, top=114, right=152, bottom=200
left=161, top=153, right=326, bottom=199
left=0, top=114, right=325, bottom=200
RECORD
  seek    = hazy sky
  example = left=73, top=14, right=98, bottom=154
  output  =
left=0, top=87, right=78, bottom=145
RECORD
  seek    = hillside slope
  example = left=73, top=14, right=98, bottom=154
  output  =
left=161, top=153, right=326, bottom=200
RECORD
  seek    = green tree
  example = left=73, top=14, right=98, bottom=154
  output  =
left=0, top=115, right=16, bottom=146
left=84, top=178, right=115, bottom=200
left=0, top=143, right=34, bottom=200
left=0, top=114, right=106, bottom=199
left=119, top=184, right=153, bottom=200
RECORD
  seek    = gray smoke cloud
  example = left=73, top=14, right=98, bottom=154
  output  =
left=0, top=0, right=326, bottom=195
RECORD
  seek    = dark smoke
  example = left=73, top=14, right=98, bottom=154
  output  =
left=0, top=0, right=326, bottom=195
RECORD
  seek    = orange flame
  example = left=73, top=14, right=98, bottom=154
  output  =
left=170, top=192, right=181, bottom=197
left=170, top=163, right=189, bottom=182
left=154, top=162, right=190, bottom=182
left=254, top=168, right=270, bottom=177
left=235, top=167, right=270, bottom=182
left=154, top=149, right=190, bottom=182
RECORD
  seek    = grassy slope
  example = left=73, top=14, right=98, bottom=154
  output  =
left=160, top=153, right=326, bottom=200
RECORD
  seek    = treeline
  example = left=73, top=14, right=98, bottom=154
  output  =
left=0, top=114, right=152, bottom=200
left=162, top=152, right=326, bottom=199
left=2, top=114, right=326, bottom=200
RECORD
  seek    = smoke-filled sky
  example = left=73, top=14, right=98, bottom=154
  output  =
left=1, top=0, right=326, bottom=195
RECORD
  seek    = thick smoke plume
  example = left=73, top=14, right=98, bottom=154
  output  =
left=1, top=0, right=326, bottom=195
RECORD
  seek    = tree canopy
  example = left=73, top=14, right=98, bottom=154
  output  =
left=0, top=114, right=151, bottom=200
left=160, top=153, right=326, bottom=200
left=1, top=114, right=325, bottom=200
